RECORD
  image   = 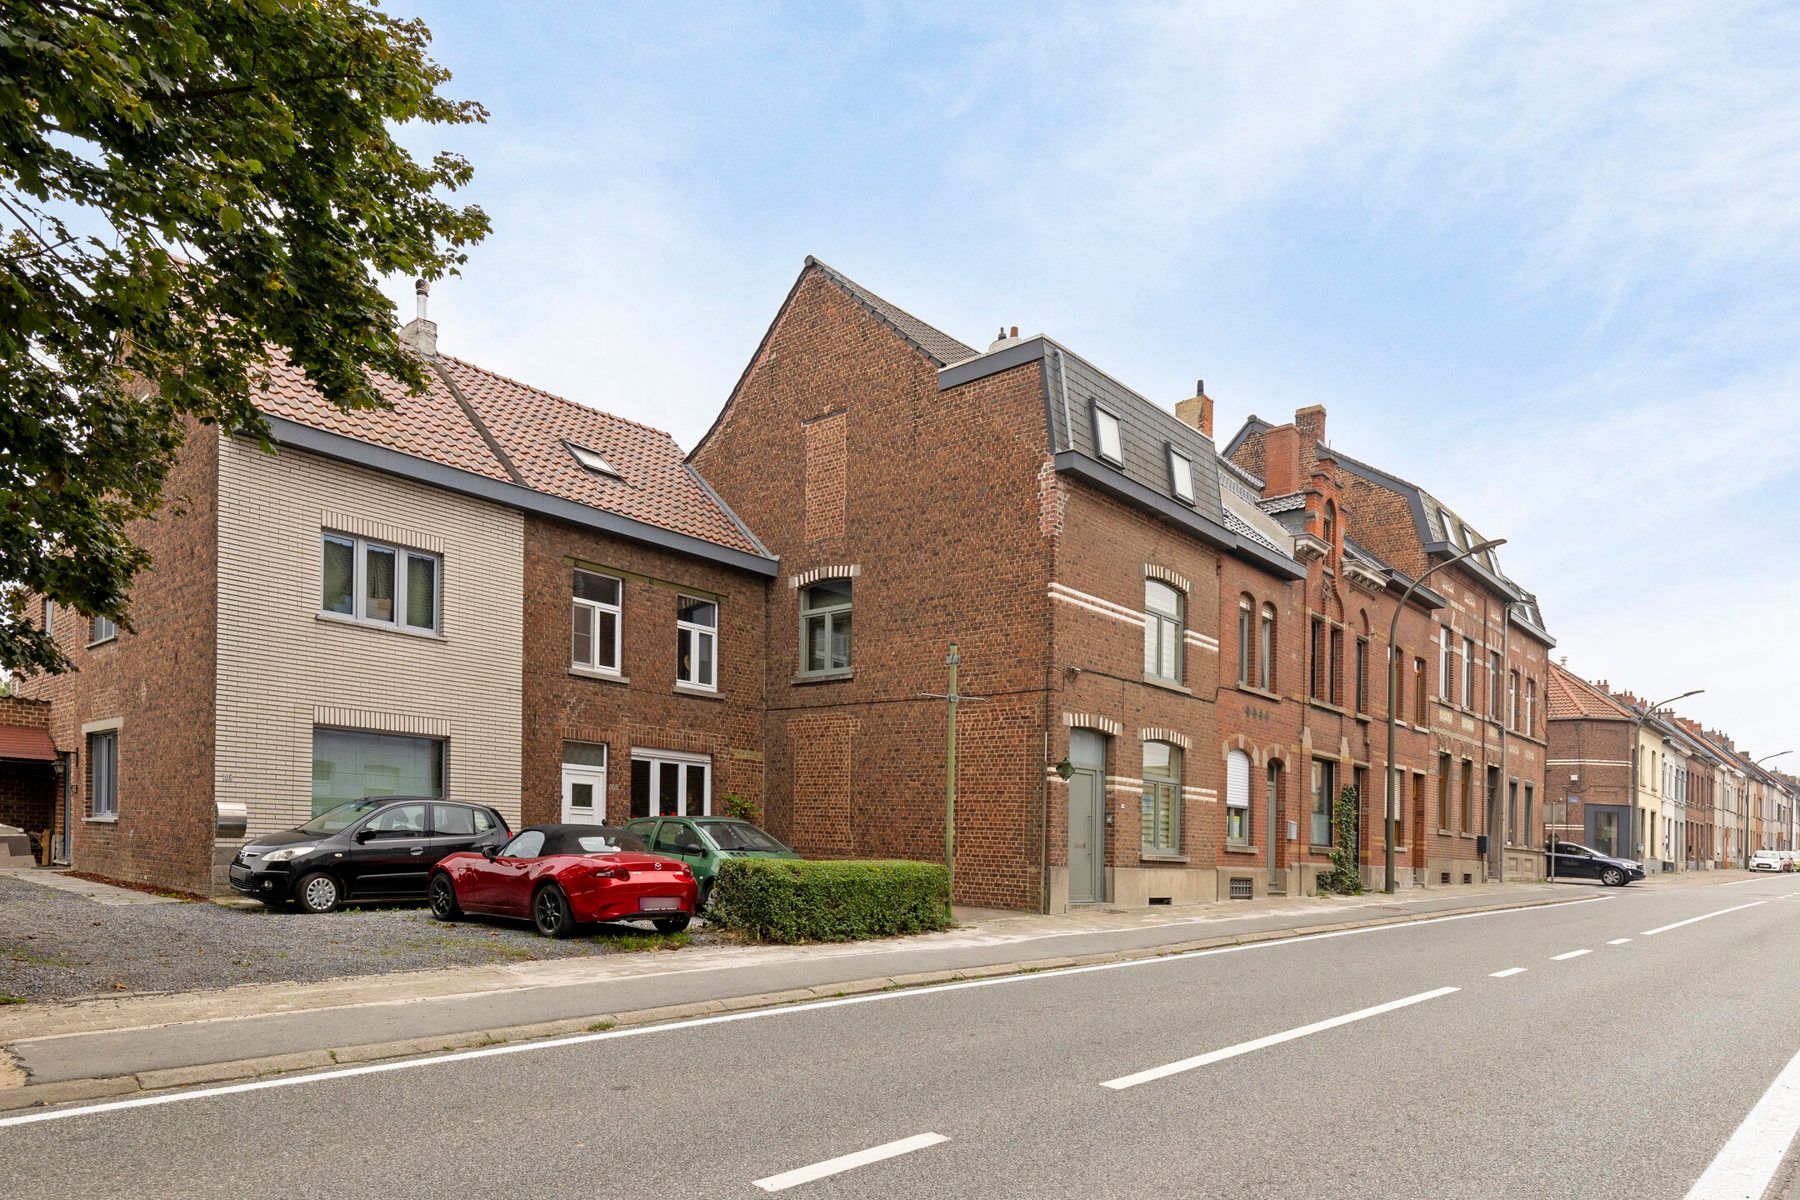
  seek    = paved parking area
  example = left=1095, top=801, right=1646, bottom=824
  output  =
left=0, top=873, right=714, bottom=1003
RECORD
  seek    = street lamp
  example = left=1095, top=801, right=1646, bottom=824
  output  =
left=1626, top=688, right=1702, bottom=874
left=1385, top=536, right=1506, bottom=894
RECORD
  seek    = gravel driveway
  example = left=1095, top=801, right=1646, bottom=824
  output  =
left=0, top=874, right=717, bottom=1003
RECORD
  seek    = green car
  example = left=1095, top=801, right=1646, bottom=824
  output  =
left=623, top=816, right=799, bottom=910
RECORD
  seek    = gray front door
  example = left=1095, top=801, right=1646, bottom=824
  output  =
left=1068, top=730, right=1106, bottom=904
left=1266, top=764, right=1281, bottom=887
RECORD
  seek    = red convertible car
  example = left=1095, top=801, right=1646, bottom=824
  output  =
left=429, top=824, right=698, bottom=937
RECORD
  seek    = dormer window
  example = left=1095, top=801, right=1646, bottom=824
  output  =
left=1167, top=447, right=1195, bottom=504
left=566, top=441, right=620, bottom=478
left=1092, top=404, right=1123, bottom=465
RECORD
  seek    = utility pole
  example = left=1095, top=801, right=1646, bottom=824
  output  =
left=920, top=642, right=987, bottom=890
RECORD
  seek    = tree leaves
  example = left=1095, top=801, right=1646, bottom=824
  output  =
left=0, top=0, right=489, bottom=675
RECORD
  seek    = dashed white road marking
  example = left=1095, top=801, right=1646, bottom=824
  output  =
left=1642, top=901, right=1765, bottom=937
left=1100, top=987, right=1460, bottom=1090
left=753, top=1133, right=949, bottom=1192
left=1551, top=949, right=1592, bottom=961
left=1683, top=1048, right=1800, bottom=1200
left=1490, top=967, right=1528, bottom=978
left=1606, top=938, right=1632, bottom=945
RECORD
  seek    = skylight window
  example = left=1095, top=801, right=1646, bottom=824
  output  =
left=566, top=441, right=620, bottom=478
left=1092, top=404, right=1123, bottom=465
left=1168, top=447, right=1195, bottom=504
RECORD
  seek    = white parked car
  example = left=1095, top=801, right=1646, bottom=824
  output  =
left=1749, top=850, right=1787, bottom=872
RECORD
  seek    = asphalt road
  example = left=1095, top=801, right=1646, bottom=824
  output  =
left=3, top=875, right=1798, bottom=1200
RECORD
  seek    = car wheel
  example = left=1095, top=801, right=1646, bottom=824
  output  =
left=533, top=885, right=576, bottom=938
left=696, top=880, right=713, bottom=912
left=1600, top=866, right=1626, bottom=887
left=294, top=871, right=342, bottom=914
left=653, top=915, right=691, bottom=934
left=428, top=873, right=461, bottom=921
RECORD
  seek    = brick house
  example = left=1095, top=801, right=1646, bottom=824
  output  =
left=1543, top=663, right=1643, bottom=863
left=1225, top=409, right=1553, bottom=883
left=17, top=304, right=773, bottom=894
left=1211, top=407, right=1453, bottom=894
left=692, top=258, right=1359, bottom=911
left=0, top=694, right=56, bottom=863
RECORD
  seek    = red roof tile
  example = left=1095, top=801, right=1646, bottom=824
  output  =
left=1546, top=663, right=1632, bottom=721
left=254, top=352, right=763, bottom=557
left=0, top=725, right=55, bottom=762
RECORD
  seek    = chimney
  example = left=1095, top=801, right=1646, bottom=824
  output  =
left=1263, top=423, right=1301, bottom=498
left=1295, top=404, right=1326, bottom=457
left=987, top=325, right=1022, bottom=352
left=1174, top=379, right=1215, bottom=439
left=399, top=277, right=438, bottom=358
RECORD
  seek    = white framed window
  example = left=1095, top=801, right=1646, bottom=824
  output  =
left=1143, top=578, right=1183, bottom=683
left=1524, top=678, right=1536, bottom=736
left=1142, top=740, right=1181, bottom=854
left=88, top=729, right=118, bottom=818
left=801, top=579, right=852, bottom=675
left=630, top=749, right=711, bottom=819
left=321, top=532, right=439, bottom=633
left=1093, top=404, right=1123, bottom=465
left=89, top=614, right=117, bottom=645
left=1438, top=626, right=1453, bottom=698
left=310, top=727, right=444, bottom=817
left=1167, top=447, right=1195, bottom=504
left=42, top=598, right=53, bottom=637
left=565, top=440, right=621, bottom=478
left=1226, top=749, right=1252, bottom=845
left=677, top=595, right=718, bottom=691
left=572, top=569, right=623, bottom=675
left=1461, top=636, right=1475, bottom=708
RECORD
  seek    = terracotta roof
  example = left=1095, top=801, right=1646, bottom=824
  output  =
left=255, top=352, right=765, bottom=558
left=1546, top=663, right=1633, bottom=721
left=0, top=725, right=55, bottom=762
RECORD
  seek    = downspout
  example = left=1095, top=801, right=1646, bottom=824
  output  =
left=1042, top=349, right=1071, bottom=913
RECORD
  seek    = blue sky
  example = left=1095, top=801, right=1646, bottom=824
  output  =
left=388, top=1, right=1799, bottom=759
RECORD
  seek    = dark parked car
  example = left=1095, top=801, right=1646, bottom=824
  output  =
left=229, top=797, right=511, bottom=913
left=623, top=815, right=799, bottom=910
left=1547, top=841, right=1645, bottom=887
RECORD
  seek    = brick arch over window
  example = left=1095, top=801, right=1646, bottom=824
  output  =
left=1144, top=563, right=1192, bottom=594
left=1140, top=727, right=1192, bottom=751
left=1062, top=713, right=1122, bottom=738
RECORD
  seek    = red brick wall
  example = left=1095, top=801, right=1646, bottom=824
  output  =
left=15, top=430, right=219, bottom=892
left=690, top=266, right=1056, bottom=909
left=520, top=514, right=767, bottom=830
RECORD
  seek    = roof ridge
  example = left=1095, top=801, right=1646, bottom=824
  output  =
left=804, top=256, right=977, bottom=366
left=437, top=354, right=684, bottom=446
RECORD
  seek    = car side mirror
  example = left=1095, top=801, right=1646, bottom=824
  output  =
left=482, top=845, right=500, bottom=860
left=353, top=828, right=376, bottom=844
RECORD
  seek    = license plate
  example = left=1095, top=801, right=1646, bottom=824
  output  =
left=229, top=865, right=251, bottom=882
left=641, top=897, right=680, bottom=912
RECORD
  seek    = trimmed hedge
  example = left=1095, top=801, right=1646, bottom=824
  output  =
left=709, top=858, right=952, bottom=944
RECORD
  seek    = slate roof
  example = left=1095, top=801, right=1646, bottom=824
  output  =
left=255, top=352, right=766, bottom=558
left=1546, top=663, right=1633, bottom=721
left=807, top=257, right=978, bottom=367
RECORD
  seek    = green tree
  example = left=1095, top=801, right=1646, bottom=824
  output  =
left=0, top=0, right=488, bottom=675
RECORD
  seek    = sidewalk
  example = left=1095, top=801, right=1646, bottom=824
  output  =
left=0, top=879, right=1595, bottom=1107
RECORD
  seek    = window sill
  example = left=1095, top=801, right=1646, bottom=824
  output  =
left=84, top=815, right=118, bottom=824
left=1138, top=852, right=1190, bottom=864
left=317, top=612, right=444, bottom=641
left=1222, top=843, right=1257, bottom=855
left=85, top=637, right=118, bottom=650
left=1308, top=699, right=1348, bottom=716
left=569, top=666, right=630, bottom=685
left=1235, top=685, right=1281, bottom=703
left=792, top=671, right=853, bottom=686
left=673, top=684, right=724, bottom=701
left=1141, top=674, right=1192, bottom=695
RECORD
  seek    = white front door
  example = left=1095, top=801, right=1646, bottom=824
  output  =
left=562, top=765, right=606, bottom=823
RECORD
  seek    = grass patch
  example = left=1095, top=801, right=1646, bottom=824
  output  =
left=596, top=931, right=691, bottom=953
left=0, top=994, right=26, bottom=1005
left=585, top=1020, right=616, bottom=1033
left=6, top=946, right=74, bottom=969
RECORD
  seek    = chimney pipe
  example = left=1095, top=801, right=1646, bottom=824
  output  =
left=399, top=277, right=438, bottom=358
left=1174, top=380, right=1215, bottom=440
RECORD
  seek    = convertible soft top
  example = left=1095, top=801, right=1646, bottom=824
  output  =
left=525, top=824, right=650, bottom=856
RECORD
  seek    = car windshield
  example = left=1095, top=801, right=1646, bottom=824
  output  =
left=698, top=821, right=787, bottom=852
left=298, top=800, right=387, bottom=835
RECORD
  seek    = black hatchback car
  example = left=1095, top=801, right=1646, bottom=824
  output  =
left=229, top=798, right=511, bottom=913
left=1547, top=841, right=1646, bottom=887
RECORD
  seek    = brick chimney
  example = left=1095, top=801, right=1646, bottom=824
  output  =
left=399, top=277, right=438, bottom=359
left=1263, top=423, right=1301, bottom=498
left=1295, top=404, right=1326, bottom=454
left=1174, top=380, right=1214, bottom=439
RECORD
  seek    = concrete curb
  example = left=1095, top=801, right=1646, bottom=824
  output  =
left=0, top=890, right=1589, bottom=1114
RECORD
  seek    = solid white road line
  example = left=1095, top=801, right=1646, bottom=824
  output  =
left=1642, top=901, right=1765, bottom=937
left=0, top=897, right=1605, bottom=1131
left=753, top=1133, right=948, bottom=1193
left=1606, top=938, right=1632, bottom=945
left=1683, top=1048, right=1800, bottom=1200
left=1490, top=968, right=1528, bottom=978
left=1551, top=949, right=1592, bottom=961
left=1100, top=987, right=1460, bottom=1090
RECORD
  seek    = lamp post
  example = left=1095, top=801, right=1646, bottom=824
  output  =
left=1628, top=688, right=1703, bottom=872
left=1385, top=536, right=1506, bottom=894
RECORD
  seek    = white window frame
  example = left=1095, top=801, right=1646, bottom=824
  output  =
left=1167, top=446, right=1195, bottom=504
left=571, top=569, right=624, bottom=676
left=1461, top=636, right=1475, bottom=709
left=88, top=728, right=118, bottom=819
left=1141, top=741, right=1181, bottom=855
left=1144, top=578, right=1183, bottom=684
left=676, top=595, right=719, bottom=692
left=630, top=748, right=712, bottom=819
left=800, top=579, right=852, bottom=676
left=1438, top=626, right=1453, bottom=699
left=1092, top=404, right=1124, bottom=465
left=42, top=598, right=53, bottom=637
left=321, top=531, right=441, bottom=634
left=89, top=614, right=117, bottom=645
left=565, top=440, right=621, bottom=478
left=1225, top=749, right=1252, bottom=845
